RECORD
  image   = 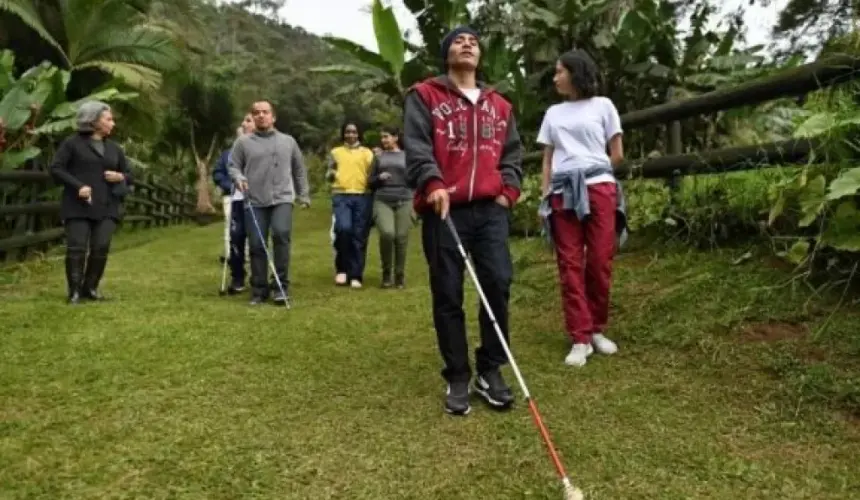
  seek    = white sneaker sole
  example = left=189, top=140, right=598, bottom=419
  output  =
left=565, top=344, right=594, bottom=367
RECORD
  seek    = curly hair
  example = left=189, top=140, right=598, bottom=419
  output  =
left=558, top=49, right=601, bottom=99
left=340, top=121, right=362, bottom=142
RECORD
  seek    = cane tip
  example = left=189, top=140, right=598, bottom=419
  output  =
left=563, top=484, right=584, bottom=500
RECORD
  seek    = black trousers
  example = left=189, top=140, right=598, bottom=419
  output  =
left=421, top=199, right=514, bottom=383
left=64, top=217, right=117, bottom=292
left=245, top=202, right=293, bottom=298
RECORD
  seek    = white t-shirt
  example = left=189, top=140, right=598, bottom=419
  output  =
left=461, top=88, right=480, bottom=104
left=536, top=96, right=623, bottom=185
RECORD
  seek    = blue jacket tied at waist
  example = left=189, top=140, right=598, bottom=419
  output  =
left=537, top=165, right=629, bottom=248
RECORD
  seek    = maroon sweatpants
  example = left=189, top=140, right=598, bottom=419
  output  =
left=549, top=182, right=617, bottom=345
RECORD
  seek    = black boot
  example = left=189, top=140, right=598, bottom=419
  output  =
left=381, top=269, right=394, bottom=289
left=65, top=252, right=85, bottom=305
left=82, top=253, right=109, bottom=301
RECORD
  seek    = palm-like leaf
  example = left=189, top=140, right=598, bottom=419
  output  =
left=371, top=0, right=405, bottom=76
left=322, top=36, right=389, bottom=73
left=60, top=0, right=181, bottom=90
left=0, top=0, right=68, bottom=65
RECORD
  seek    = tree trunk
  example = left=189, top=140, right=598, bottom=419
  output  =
left=195, top=157, right=216, bottom=214
left=190, top=125, right=219, bottom=214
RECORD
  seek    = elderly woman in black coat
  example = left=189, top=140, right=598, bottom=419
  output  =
left=50, top=101, right=133, bottom=304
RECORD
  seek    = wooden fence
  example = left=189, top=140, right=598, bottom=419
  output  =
left=522, top=53, right=860, bottom=177
left=0, top=163, right=195, bottom=264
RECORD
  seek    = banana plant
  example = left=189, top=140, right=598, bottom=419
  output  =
left=0, top=49, right=138, bottom=170
left=310, top=0, right=431, bottom=104
left=0, top=0, right=182, bottom=91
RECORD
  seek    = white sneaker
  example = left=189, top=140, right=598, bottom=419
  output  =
left=350, top=279, right=362, bottom=289
left=564, top=343, right=593, bottom=367
left=591, top=333, right=618, bottom=355
left=335, top=273, right=347, bottom=285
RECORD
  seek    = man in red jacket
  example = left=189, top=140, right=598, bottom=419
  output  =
left=404, top=26, right=524, bottom=416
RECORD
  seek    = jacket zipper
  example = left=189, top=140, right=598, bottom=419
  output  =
left=467, top=97, right=478, bottom=202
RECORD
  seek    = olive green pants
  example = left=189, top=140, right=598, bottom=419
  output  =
left=373, top=199, right=412, bottom=279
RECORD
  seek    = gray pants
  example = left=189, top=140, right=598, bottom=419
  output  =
left=245, top=202, right=293, bottom=298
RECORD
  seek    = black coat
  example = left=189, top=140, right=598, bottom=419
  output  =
left=50, top=132, right=134, bottom=221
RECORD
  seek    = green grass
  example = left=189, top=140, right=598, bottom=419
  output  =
left=2, top=198, right=859, bottom=499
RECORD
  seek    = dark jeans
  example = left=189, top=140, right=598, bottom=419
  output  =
left=332, top=193, right=372, bottom=281
left=244, top=202, right=293, bottom=298
left=228, top=199, right=247, bottom=284
left=64, top=217, right=117, bottom=292
left=421, top=199, right=513, bottom=383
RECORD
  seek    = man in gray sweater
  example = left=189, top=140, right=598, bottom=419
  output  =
left=228, top=100, right=311, bottom=306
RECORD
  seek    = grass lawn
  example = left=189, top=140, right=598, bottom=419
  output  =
left=1, top=198, right=859, bottom=499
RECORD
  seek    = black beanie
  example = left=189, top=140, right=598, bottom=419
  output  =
left=440, top=26, right=480, bottom=67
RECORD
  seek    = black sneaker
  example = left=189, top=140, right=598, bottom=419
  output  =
left=445, top=380, right=471, bottom=416
left=249, top=295, right=266, bottom=306
left=395, top=274, right=405, bottom=289
left=272, top=290, right=292, bottom=308
left=228, top=279, right=245, bottom=295
left=473, top=370, right=514, bottom=410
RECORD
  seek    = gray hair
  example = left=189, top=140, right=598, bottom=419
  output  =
left=76, top=101, right=111, bottom=132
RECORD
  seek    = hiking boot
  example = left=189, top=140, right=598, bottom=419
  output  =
left=445, top=380, right=471, bottom=416
left=473, top=369, right=515, bottom=410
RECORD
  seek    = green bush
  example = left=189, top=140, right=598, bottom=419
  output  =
left=305, top=153, right=329, bottom=195
left=510, top=174, right=543, bottom=237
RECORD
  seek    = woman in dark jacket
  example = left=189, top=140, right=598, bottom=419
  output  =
left=50, top=100, right=133, bottom=304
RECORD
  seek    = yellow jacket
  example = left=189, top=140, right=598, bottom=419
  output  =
left=326, top=144, right=374, bottom=194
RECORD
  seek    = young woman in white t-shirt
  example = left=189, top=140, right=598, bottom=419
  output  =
left=536, top=49, right=625, bottom=367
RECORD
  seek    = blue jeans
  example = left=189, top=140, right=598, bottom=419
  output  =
left=332, top=193, right=372, bottom=281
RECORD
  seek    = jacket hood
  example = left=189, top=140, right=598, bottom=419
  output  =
left=423, top=75, right=497, bottom=99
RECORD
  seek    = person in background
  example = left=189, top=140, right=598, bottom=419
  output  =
left=536, top=49, right=628, bottom=367
left=325, top=121, right=374, bottom=289
left=50, top=101, right=133, bottom=304
left=367, top=126, right=412, bottom=289
left=403, top=26, right=524, bottom=416
left=212, top=113, right=254, bottom=293
left=228, top=100, right=311, bottom=306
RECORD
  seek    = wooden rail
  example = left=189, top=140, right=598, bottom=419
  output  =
left=521, top=54, right=859, bottom=178
left=0, top=167, right=195, bottom=263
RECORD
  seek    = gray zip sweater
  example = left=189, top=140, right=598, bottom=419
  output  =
left=368, top=150, right=412, bottom=204
left=227, top=129, right=311, bottom=207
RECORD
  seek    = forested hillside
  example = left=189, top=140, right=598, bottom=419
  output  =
left=2, top=0, right=859, bottom=265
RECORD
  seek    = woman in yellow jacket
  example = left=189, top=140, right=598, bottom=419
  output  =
left=326, top=122, right=375, bottom=288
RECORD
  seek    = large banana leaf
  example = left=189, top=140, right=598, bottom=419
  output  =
left=371, top=0, right=405, bottom=77
left=322, top=37, right=390, bottom=73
